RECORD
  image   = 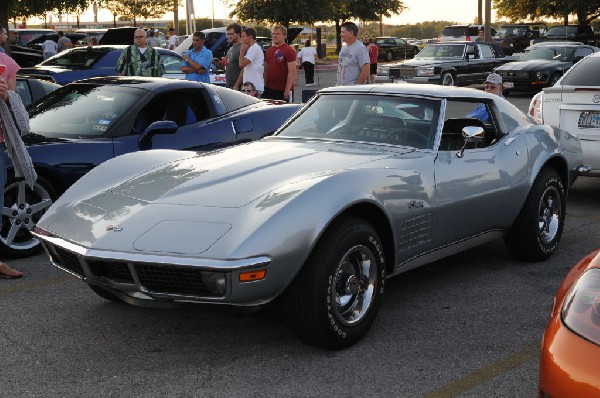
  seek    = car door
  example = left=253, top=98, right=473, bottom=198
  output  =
left=433, top=98, right=529, bottom=246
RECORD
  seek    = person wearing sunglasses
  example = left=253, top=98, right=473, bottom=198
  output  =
left=115, top=28, right=164, bottom=77
left=240, top=81, right=258, bottom=97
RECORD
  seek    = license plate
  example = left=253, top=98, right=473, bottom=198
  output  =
left=503, top=82, right=514, bottom=89
left=578, top=111, right=600, bottom=129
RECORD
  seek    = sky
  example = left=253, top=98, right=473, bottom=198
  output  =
left=31, top=0, right=495, bottom=27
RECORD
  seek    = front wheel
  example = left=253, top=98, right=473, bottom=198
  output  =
left=441, top=72, right=455, bottom=86
left=386, top=50, right=394, bottom=62
left=286, top=215, right=385, bottom=349
left=1, top=176, right=55, bottom=257
left=504, top=168, right=565, bottom=261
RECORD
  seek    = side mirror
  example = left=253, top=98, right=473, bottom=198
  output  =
left=456, top=126, right=485, bottom=158
left=137, top=120, right=178, bottom=150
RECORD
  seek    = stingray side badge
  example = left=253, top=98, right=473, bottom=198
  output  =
left=106, top=225, right=123, bottom=231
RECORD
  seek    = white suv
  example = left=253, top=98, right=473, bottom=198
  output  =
left=439, top=25, right=497, bottom=42
left=529, top=52, right=600, bottom=176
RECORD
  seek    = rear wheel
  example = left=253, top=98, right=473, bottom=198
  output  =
left=1, top=176, right=55, bottom=257
left=548, top=73, right=561, bottom=87
left=441, top=72, right=455, bottom=86
left=504, top=168, right=565, bottom=261
left=286, top=215, right=385, bottom=349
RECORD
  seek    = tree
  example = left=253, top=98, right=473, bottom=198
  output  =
left=229, top=0, right=406, bottom=53
left=108, top=0, right=178, bottom=26
left=494, top=0, right=600, bottom=25
left=228, top=0, right=319, bottom=28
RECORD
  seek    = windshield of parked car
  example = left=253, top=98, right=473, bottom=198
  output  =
left=497, top=26, right=527, bottom=38
left=416, top=44, right=465, bottom=58
left=40, top=48, right=108, bottom=67
left=277, top=94, right=441, bottom=149
left=561, top=56, right=600, bottom=86
left=28, top=84, right=144, bottom=138
left=523, top=46, right=575, bottom=61
left=545, top=26, right=577, bottom=37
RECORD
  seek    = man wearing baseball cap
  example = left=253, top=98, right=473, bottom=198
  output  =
left=467, top=73, right=504, bottom=122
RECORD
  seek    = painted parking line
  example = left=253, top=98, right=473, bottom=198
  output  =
left=421, top=346, right=539, bottom=398
left=0, top=275, right=73, bottom=297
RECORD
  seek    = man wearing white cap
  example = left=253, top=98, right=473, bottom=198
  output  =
left=467, top=73, right=504, bottom=122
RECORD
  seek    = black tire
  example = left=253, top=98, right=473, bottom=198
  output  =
left=441, top=72, right=455, bottom=86
left=504, top=168, right=565, bottom=261
left=1, top=175, right=55, bottom=258
left=286, top=215, right=385, bottom=349
left=90, top=285, right=123, bottom=302
left=386, top=50, right=393, bottom=62
left=548, top=73, right=561, bottom=87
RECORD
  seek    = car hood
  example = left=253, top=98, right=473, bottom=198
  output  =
left=105, top=138, right=409, bottom=207
left=496, top=59, right=571, bottom=71
left=37, top=138, right=417, bottom=250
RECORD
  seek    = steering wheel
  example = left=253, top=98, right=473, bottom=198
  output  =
left=400, top=128, right=430, bottom=148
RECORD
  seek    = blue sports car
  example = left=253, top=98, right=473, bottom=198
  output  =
left=2, top=77, right=301, bottom=257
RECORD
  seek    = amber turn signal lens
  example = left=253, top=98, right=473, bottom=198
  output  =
left=239, top=270, right=267, bottom=282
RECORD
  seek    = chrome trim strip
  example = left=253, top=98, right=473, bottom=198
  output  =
left=33, top=231, right=271, bottom=271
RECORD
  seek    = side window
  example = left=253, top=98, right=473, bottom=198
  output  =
left=574, top=48, right=593, bottom=59
left=441, top=100, right=501, bottom=150
left=132, top=91, right=209, bottom=133
left=478, top=44, right=495, bottom=59
left=160, top=55, right=183, bottom=75
left=15, top=80, right=33, bottom=107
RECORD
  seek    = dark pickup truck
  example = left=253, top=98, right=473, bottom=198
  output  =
left=532, top=25, right=598, bottom=46
left=376, top=42, right=510, bottom=86
left=493, top=23, right=547, bottom=55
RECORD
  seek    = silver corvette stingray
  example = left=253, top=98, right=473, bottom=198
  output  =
left=34, top=84, right=587, bottom=349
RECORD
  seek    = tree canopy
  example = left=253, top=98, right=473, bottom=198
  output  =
left=229, top=0, right=406, bottom=52
left=494, top=0, right=600, bottom=24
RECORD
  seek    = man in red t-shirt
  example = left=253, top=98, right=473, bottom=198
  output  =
left=263, top=25, right=297, bottom=102
left=367, top=39, right=379, bottom=84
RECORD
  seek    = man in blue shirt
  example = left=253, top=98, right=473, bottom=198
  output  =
left=467, top=73, right=504, bottom=123
left=181, top=31, right=213, bottom=83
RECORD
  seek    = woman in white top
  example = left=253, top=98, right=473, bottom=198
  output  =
left=297, top=40, right=318, bottom=86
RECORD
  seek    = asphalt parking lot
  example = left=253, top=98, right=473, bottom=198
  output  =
left=1, top=72, right=595, bottom=397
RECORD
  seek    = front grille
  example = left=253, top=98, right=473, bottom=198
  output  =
left=390, top=68, right=416, bottom=79
left=87, top=260, right=134, bottom=283
left=135, top=263, right=216, bottom=296
left=52, top=246, right=85, bottom=277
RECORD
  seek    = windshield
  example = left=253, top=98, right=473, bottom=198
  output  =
left=523, top=46, right=575, bottom=62
left=497, top=26, right=527, bottom=38
left=277, top=94, right=441, bottom=149
left=41, top=48, right=107, bottom=67
left=416, top=44, right=465, bottom=58
left=28, top=84, right=144, bottom=138
left=545, top=26, right=577, bottom=37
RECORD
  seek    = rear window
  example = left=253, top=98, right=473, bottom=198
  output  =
left=41, top=49, right=107, bottom=67
left=561, top=57, right=600, bottom=86
left=441, top=27, right=467, bottom=38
